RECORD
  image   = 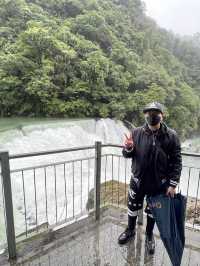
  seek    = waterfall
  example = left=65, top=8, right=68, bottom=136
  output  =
left=0, top=118, right=130, bottom=246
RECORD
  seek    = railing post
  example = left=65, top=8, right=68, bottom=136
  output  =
left=137, top=209, right=143, bottom=225
left=94, top=141, right=101, bottom=221
left=0, top=151, right=16, bottom=260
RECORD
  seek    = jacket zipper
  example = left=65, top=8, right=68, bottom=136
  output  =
left=153, top=134, right=156, bottom=146
left=151, top=130, right=157, bottom=146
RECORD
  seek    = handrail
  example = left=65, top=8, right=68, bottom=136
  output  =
left=181, top=152, right=200, bottom=157
left=9, top=145, right=95, bottom=159
left=8, top=143, right=200, bottom=159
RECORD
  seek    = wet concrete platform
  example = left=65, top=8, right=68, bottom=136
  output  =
left=0, top=207, right=200, bottom=266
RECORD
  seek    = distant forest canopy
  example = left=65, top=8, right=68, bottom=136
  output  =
left=0, top=0, right=200, bottom=138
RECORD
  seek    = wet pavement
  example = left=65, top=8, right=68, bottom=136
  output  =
left=0, top=208, right=200, bottom=266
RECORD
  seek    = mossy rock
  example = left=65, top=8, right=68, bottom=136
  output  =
left=86, top=180, right=128, bottom=210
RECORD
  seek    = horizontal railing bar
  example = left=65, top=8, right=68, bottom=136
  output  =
left=182, top=165, right=200, bottom=170
left=102, top=144, right=123, bottom=148
left=101, top=154, right=122, bottom=157
left=10, top=156, right=95, bottom=173
left=5, top=155, right=200, bottom=174
left=181, top=152, right=200, bottom=157
left=102, top=144, right=200, bottom=157
left=102, top=153, right=200, bottom=163
left=9, top=145, right=95, bottom=159
left=6, top=144, right=200, bottom=160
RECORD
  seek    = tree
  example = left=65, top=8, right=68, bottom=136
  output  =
left=0, top=0, right=199, bottom=138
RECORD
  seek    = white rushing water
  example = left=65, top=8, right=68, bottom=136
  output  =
left=0, top=118, right=130, bottom=246
left=0, top=118, right=199, bottom=247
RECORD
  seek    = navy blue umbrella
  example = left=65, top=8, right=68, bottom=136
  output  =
left=146, top=193, right=187, bottom=266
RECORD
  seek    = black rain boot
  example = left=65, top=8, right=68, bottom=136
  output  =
left=145, top=215, right=155, bottom=254
left=118, top=215, right=137, bottom=245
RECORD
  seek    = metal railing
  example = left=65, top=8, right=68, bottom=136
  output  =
left=0, top=142, right=200, bottom=260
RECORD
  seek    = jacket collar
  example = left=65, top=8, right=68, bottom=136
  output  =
left=142, top=122, right=168, bottom=136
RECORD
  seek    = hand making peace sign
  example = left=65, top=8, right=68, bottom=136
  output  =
left=124, top=132, right=134, bottom=150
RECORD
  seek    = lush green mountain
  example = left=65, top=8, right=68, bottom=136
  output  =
left=0, top=0, right=200, bottom=138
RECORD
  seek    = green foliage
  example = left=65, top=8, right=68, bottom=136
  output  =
left=0, top=0, right=200, bottom=138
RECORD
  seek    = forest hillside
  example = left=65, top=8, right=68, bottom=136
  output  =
left=0, top=0, right=200, bottom=138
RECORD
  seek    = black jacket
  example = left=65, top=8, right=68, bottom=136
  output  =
left=122, top=122, right=182, bottom=189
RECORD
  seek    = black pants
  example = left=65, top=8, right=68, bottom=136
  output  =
left=127, top=175, right=167, bottom=218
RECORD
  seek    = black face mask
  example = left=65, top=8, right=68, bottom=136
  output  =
left=145, top=114, right=161, bottom=126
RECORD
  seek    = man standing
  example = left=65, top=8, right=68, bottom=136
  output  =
left=118, top=102, right=182, bottom=255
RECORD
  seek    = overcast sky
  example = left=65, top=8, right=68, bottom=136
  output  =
left=143, top=0, right=200, bottom=36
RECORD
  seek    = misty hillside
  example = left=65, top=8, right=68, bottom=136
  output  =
left=0, top=0, right=200, bottom=138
